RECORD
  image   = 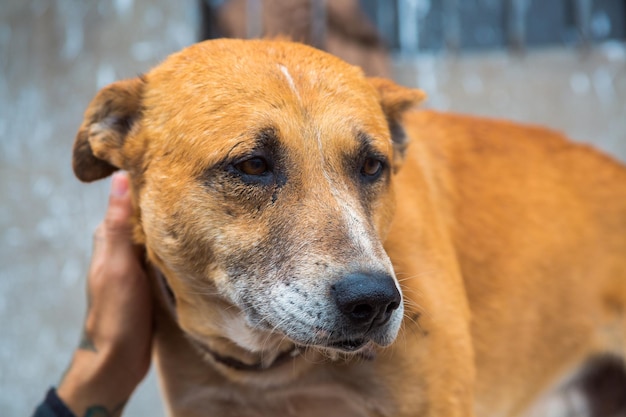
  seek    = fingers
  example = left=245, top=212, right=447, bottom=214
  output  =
left=93, top=172, right=135, bottom=255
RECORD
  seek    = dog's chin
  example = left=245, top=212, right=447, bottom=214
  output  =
left=326, top=338, right=369, bottom=353
left=311, top=331, right=397, bottom=357
left=186, top=329, right=389, bottom=372
left=289, top=321, right=401, bottom=359
left=311, top=340, right=376, bottom=362
left=247, top=316, right=402, bottom=359
left=294, top=309, right=404, bottom=356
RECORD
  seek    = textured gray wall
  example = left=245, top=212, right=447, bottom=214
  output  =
left=0, top=1, right=624, bottom=416
left=0, top=1, right=197, bottom=415
left=393, top=45, right=626, bottom=163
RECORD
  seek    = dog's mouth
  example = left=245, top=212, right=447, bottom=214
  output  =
left=328, top=338, right=368, bottom=352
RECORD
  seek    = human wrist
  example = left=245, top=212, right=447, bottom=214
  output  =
left=57, top=348, right=137, bottom=417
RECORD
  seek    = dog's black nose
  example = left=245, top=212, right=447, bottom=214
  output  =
left=331, top=273, right=401, bottom=328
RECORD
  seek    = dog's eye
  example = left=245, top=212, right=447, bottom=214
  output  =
left=361, top=157, right=383, bottom=178
left=235, top=157, right=270, bottom=176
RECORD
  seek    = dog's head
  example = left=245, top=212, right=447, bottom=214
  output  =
left=73, top=39, right=424, bottom=375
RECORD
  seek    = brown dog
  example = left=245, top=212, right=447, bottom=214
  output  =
left=72, top=39, right=626, bottom=416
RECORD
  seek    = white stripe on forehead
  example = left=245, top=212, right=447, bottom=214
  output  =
left=278, top=64, right=301, bottom=102
left=277, top=63, right=391, bottom=273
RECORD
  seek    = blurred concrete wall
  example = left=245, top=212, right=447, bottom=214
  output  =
left=0, top=1, right=624, bottom=416
left=393, top=46, right=626, bottom=162
left=0, top=1, right=198, bottom=415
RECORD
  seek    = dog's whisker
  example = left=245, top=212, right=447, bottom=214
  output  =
left=396, top=268, right=437, bottom=283
left=181, top=289, right=221, bottom=297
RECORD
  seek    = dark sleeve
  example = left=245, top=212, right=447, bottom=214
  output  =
left=32, top=388, right=77, bottom=417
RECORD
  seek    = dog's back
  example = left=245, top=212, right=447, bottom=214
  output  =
left=390, top=109, right=626, bottom=415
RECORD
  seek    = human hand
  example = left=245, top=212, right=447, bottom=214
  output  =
left=57, top=172, right=153, bottom=416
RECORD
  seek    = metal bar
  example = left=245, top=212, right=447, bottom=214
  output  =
left=573, top=0, right=592, bottom=46
left=310, top=0, right=327, bottom=49
left=376, top=0, right=395, bottom=46
left=442, top=0, right=460, bottom=52
left=246, top=0, right=263, bottom=39
left=506, top=0, right=530, bottom=51
left=398, top=0, right=420, bottom=55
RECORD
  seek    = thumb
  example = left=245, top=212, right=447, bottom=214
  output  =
left=103, top=171, right=134, bottom=242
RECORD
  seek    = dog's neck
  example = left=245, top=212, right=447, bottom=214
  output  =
left=153, top=266, right=302, bottom=372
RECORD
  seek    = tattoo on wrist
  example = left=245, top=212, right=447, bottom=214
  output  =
left=78, top=328, right=97, bottom=352
left=82, top=400, right=127, bottom=417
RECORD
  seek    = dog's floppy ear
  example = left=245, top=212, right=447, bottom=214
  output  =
left=72, top=77, right=145, bottom=182
left=369, top=77, right=426, bottom=168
